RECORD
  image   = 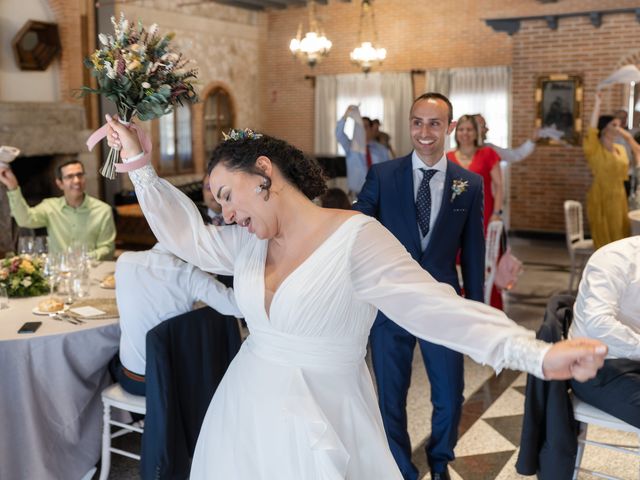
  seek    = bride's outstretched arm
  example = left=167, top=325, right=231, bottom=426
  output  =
left=105, top=115, right=249, bottom=275
left=348, top=218, right=606, bottom=381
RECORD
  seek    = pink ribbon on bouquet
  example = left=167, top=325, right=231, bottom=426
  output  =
left=86, top=122, right=152, bottom=173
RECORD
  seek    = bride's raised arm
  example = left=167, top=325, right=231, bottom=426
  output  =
left=106, top=115, right=249, bottom=275
left=348, top=217, right=606, bottom=381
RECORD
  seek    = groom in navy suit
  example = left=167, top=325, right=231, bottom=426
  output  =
left=354, top=92, right=485, bottom=480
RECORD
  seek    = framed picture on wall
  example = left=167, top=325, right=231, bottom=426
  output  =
left=535, top=74, right=583, bottom=146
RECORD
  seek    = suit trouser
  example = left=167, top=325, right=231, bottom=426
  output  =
left=370, top=316, right=464, bottom=478
left=571, top=358, right=640, bottom=428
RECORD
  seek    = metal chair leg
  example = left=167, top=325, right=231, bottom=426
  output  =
left=99, top=402, right=111, bottom=480
left=573, top=421, right=587, bottom=480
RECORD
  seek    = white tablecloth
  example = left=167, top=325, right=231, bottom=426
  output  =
left=0, top=262, right=120, bottom=480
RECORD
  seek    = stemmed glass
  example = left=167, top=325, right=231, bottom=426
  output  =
left=17, top=235, right=34, bottom=255
left=42, top=253, right=59, bottom=297
left=34, top=237, right=48, bottom=258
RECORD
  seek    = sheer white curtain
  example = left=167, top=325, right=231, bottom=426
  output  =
left=448, top=66, right=511, bottom=148
left=314, top=72, right=413, bottom=157
left=381, top=72, right=413, bottom=156
left=314, top=75, right=337, bottom=155
left=424, top=68, right=451, bottom=98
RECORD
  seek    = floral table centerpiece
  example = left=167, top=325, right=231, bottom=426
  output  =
left=0, top=255, right=49, bottom=297
left=81, top=13, right=198, bottom=179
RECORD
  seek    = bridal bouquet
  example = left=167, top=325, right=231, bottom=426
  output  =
left=81, top=13, right=198, bottom=178
left=0, top=254, right=48, bottom=297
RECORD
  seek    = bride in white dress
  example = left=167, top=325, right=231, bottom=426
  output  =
left=106, top=117, right=606, bottom=479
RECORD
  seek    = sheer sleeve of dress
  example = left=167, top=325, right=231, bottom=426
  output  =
left=348, top=217, right=551, bottom=378
left=128, top=165, right=250, bottom=275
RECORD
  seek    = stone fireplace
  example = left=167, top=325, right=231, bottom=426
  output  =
left=0, top=102, right=99, bottom=253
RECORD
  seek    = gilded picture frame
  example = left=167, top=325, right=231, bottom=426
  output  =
left=535, top=74, right=583, bottom=146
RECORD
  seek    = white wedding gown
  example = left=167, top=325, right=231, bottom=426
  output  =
left=129, top=166, right=549, bottom=479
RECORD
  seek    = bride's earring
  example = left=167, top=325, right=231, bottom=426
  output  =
left=255, top=184, right=263, bottom=194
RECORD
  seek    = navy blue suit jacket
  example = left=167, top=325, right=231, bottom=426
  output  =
left=354, top=154, right=485, bottom=307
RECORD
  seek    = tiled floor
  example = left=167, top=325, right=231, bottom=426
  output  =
left=407, top=237, right=639, bottom=479
left=101, top=238, right=639, bottom=479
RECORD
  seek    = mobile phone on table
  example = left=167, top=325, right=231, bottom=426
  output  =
left=18, top=321, right=42, bottom=334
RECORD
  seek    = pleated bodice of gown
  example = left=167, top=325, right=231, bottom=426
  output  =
left=128, top=165, right=551, bottom=479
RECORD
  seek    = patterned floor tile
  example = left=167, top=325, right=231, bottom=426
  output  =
left=483, top=415, right=524, bottom=447
left=451, top=450, right=515, bottom=479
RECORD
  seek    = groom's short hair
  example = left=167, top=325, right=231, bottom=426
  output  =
left=411, top=92, right=453, bottom=124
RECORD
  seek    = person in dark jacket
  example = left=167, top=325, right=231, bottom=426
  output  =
left=516, top=294, right=579, bottom=479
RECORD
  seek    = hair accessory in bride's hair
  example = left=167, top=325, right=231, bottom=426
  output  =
left=222, top=128, right=263, bottom=142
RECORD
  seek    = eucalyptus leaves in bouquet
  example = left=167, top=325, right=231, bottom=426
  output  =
left=81, top=13, right=198, bottom=178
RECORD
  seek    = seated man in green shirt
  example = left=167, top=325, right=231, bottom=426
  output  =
left=0, top=160, right=115, bottom=260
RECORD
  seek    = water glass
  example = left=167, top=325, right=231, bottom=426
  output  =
left=42, top=253, right=59, bottom=296
left=0, top=286, right=9, bottom=309
left=72, top=273, right=91, bottom=299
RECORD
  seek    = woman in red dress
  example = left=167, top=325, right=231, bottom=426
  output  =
left=447, top=114, right=504, bottom=309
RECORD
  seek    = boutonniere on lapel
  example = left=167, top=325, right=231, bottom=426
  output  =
left=451, top=179, right=469, bottom=202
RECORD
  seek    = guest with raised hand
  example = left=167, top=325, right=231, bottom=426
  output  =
left=104, top=113, right=606, bottom=480
left=336, top=105, right=390, bottom=195
left=0, top=158, right=115, bottom=260
left=584, top=93, right=632, bottom=248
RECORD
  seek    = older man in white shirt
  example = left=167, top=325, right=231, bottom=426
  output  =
left=110, top=243, right=242, bottom=395
left=569, top=236, right=640, bottom=427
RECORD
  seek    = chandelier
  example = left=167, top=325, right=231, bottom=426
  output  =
left=289, top=1, right=332, bottom=68
left=350, top=0, right=386, bottom=73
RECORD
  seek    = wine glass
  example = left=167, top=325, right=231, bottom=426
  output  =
left=17, top=235, right=34, bottom=255
left=42, top=253, right=59, bottom=297
left=34, top=237, right=48, bottom=258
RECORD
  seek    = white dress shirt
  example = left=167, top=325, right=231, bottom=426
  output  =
left=411, top=152, right=447, bottom=251
left=569, top=237, right=640, bottom=359
left=115, top=243, right=241, bottom=374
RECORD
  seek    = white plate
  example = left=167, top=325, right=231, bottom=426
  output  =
left=32, top=305, right=67, bottom=316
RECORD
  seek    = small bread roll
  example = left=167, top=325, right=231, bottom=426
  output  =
left=38, top=297, right=64, bottom=312
left=101, top=274, right=115, bottom=289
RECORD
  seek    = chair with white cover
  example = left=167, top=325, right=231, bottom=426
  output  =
left=563, top=201, right=594, bottom=292
left=572, top=395, right=640, bottom=479
left=484, top=220, right=503, bottom=305
left=99, top=383, right=146, bottom=480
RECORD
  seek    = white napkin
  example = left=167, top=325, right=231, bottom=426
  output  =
left=0, top=146, right=20, bottom=168
left=538, top=124, right=565, bottom=141
left=598, top=65, right=640, bottom=90
left=69, top=306, right=106, bottom=317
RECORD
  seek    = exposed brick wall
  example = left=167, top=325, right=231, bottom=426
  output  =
left=263, top=0, right=513, bottom=152
left=264, top=0, right=640, bottom=233
left=509, top=12, right=640, bottom=233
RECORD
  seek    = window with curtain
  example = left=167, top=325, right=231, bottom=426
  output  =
left=447, top=66, right=511, bottom=149
left=157, top=104, right=193, bottom=175
left=314, top=72, right=413, bottom=157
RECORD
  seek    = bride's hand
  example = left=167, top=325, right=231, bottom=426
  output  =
left=542, top=338, right=607, bottom=382
left=105, top=114, right=143, bottom=160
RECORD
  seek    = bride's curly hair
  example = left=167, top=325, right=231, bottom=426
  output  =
left=207, top=133, right=327, bottom=201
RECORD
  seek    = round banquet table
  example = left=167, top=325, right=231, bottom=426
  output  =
left=0, top=261, right=120, bottom=480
